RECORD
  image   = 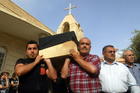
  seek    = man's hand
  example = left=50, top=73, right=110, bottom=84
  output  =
left=44, top=58, right=51, bottom=64
left=65, top=58, right=70, bottom=64
left=70, top=49, right=81, bottom=60
left=34, top=55, right=43, bottom=64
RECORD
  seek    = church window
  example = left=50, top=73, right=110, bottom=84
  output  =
left=0, top=47, right=6, bottom=70
left=63, top=22, right=70, bottom=33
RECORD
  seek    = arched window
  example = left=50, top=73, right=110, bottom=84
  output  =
left=0, top=47, right=6, bottom=70
left=63, top=22, right=70, bottom=33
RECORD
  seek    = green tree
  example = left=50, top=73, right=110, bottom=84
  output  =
left=130, top=30, right=140, bottom=62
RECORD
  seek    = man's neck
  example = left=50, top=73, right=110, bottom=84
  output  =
left=105, top=61, right=114, bottom=64
left=80, top=53, right=89, bottom=57
left=126, top=62, right=133, bottom=67
left=105, top=59, right=115, bottom=64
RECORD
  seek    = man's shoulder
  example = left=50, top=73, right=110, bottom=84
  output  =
left=134, top=63, right=140, bottom=65
left=88, top=54, right=99, bottom=58
left=88, top=54, right=100, bottom=64
left=134, top=63, right=140, bottom=68
left=16, top=58, right=29, bottom=65
left=116, top=61, right=126, bottom=66
left=16, top=58, right=26, bottom=62
left=102, top=61, right=126, bottom=66
left=115, top=62, right=131, bottom=71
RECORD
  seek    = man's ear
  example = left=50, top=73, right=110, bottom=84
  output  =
left=102, top=51, right=105, bottom=56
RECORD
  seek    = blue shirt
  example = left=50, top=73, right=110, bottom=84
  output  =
left=125, top=63, right=140, bottom=85
left=0, top=79, right=9, bottom=93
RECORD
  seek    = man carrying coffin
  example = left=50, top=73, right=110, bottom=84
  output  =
left=15, top=40, right=57, bottom=93
left=61, top=37, right=101, bottom=93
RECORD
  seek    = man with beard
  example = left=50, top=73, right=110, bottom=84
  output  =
left=99, top=45, right=138, bottom=93
left=15, top=40, right=57, bottom=93
left=61, top=37, right=101, bottom=93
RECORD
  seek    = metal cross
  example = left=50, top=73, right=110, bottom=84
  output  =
left=65, top=3, right=76, bottom=14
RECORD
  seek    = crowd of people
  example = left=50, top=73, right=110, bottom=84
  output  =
left=0, top=37, right=140, bottom=93
left=0, top=72, right=18, bottom=93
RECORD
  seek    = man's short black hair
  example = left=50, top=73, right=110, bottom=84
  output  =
left=26, top=40, right=39, bottom=49
left=102, top=45, right=114, bottom=52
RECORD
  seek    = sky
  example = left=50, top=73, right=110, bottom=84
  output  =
left=12, top=0, right=140, bottom=56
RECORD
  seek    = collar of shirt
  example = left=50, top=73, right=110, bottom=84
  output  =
left=83, top=54, right=90, bottom=60
left=125, top=63, right=137, bottom=68
left=103, top=61, right=118, bottom=65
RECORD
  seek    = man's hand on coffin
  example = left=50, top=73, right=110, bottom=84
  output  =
left=34, top=55, right=43, bottom=64
left=70, top=49, right=81, bottom=61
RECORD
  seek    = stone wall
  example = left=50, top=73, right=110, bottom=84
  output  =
left=0, top=31, right=27, bottom=74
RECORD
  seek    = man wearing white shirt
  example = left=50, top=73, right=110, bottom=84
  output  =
left=99, top=45, right=139, bottom=93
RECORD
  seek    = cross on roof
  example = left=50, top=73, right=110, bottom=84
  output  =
left=65, top=3, right=76, bottom=14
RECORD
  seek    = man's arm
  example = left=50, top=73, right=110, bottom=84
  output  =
left=0, top=85, right=7, bottom=90
left=15, top=55, right=43, bottom=76
left=70, top=49, right=98, bottom=74
left=44, top=59, right=57, bottom=80
left=127, top=69, right=140, bottom=93
left=0, top=84, right=2, bottom=89
left=61, top=58, right=70, bottom=79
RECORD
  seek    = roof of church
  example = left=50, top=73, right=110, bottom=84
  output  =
left=0, top=0, right=55, bottom=35
left=63, top=14, right=79, bottom=24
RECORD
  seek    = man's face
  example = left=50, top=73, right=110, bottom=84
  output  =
left=103, top=47, right=116, bottom=62
left=78, top=38, right=91, bottom=55
left=26, top=44, right=39, bottom=58
left=1, top=73, right=8, bottom=79
left=124, top=51, right=135, bottom=63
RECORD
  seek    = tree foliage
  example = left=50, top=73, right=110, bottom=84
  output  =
left=130, top=30, right=140, bottom=62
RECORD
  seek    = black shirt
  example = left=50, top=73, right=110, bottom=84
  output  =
left=15, top=58, right=49, bottom=93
